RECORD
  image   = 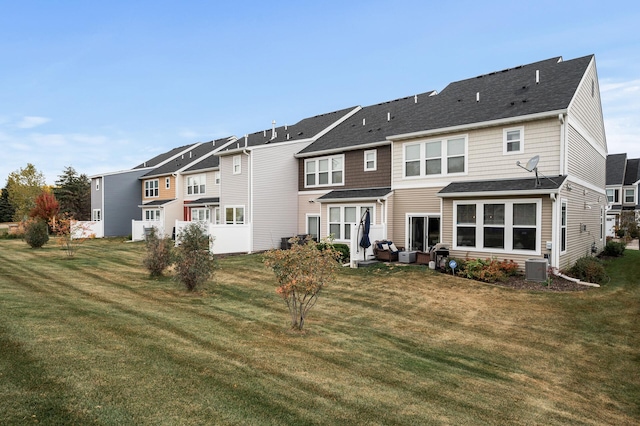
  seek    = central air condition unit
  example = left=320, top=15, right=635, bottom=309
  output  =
left=525, top=259, right=548, bottom=282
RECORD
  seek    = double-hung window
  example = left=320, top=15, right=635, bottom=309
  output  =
left=504, top=127, right=524, bottom=154
left=364, top=150, right=377, bottom=171
left=214, top=172, right=220, bottom=185
left=92, top=209, right=101, bottom=221
left=606, top=189, right=618, bottom=203
left=624, top=188, right=635, bottom=203
left=144, top=180, right=159, bottom=198
left=165, top=177, right=171, bottom=189
left=404, top=135, right=467, bottom=178
left=305, top=155, right=344, bottom=187
left=233, top=155, right=241, bottom=174
left=561, top=200, right=567, bottom=253
left=454, top=200, right=540, bottom=253
left=187, top=175, right=206, bottom=195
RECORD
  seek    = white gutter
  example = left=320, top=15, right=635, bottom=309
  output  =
left=294, top=140, right=391, bottom=159
left=388, top=109, right=568, bottom=141
left=438, top=188, right=561, bottom=198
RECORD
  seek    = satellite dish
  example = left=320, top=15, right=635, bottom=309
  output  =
left=524, top=155, right=539, bottom=172
left=516, top=155, right=541, bottom=188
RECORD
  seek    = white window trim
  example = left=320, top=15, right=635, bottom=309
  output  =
left=92, top=209, right=101, bottom=221
left=600, top=206, right=604, bottom=241
left=95, top=179, right=100, bottom=191
left=304, top=154, right=345, bottom=188
left=214, top=171, right=220, bottom=185
left=403, top=134, right=468, bottom=179
left=144, top=179, right=159, bottom=198
left=452, top=198, right=542, bottom=255
left=225, top=205, right=245, bottom=225
left=144, top=209, right=161, bottom=221
left=624, top=188, right=635, bottom=203
left=560, top=199, right=568, bottom=254
left=503, top=126, right=525, bottom=155
left=165, top=177, right=171, bottom=189
left=233, top=155, right=241, bottom=175
left=214, top=207, right=221, bottom=224
left=306, top=214, right=321, bottom=240
left=326, top=205, right=374, bottom=242
left=191, top=207, right=211, bottom=223
left=364, top=149, right=377, bottom=171
left=187, top=174, right=206, bottom=195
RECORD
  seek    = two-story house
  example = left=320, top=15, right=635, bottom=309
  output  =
left=214, top=106, right=359, bottom=253
left=134, top=139, right=234, bottom=240
left=605, top=153, right=640, bottom=236
left=387, top=54, right=607, bottom=270
left=90, top=143, right=200, bottom=237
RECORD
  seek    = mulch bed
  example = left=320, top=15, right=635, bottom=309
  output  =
left=486, top=273, right=593, bottom=292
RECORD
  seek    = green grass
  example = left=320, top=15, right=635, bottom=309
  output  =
left=0, top=238, right=638, bottom=425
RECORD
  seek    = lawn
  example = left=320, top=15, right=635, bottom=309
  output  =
left=0, top=238, right=638, bottom=425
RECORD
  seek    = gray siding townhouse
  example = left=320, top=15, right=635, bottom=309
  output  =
left=605, top=153, right=640, bottom=236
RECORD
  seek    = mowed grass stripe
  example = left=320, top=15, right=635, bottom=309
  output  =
left=0, top=238, right=638, bottom=424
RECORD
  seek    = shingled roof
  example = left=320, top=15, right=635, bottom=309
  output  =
left=299, top=55, right=593, bottom=155
left=141, top=138, right=233, bottom=178
left=133, top=143, right=198, bottom=169
left=438, top=175, right=567, bottom=197
left=218, top=106, right=358, bottom=154
left=606, top=153, right=628, bottom=185
left=182, top=137, right=236, bottom=173
left=623, top=158, right=640, bottom=186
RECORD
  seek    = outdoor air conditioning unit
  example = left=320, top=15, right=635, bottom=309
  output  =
left=525, top=259, right=548, bottom=282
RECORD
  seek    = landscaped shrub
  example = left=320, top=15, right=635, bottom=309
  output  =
left=24, top=219, right=49, bottom=248
left=143, top=227, right=173, bottom=277
left=174, top=223, right=216, bottom=291
left=602, top=240, right=626, bottom=257
left=446, top=257, right=521, bottom=283
left=568, top=256, right=607, bottom=284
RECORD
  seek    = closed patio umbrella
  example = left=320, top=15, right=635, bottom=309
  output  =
left=359, top=208, right=371, bottom=261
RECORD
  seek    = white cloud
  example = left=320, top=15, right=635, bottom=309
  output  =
left=16, top=116, right=51, bottom=129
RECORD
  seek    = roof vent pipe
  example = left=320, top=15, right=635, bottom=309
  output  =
left=285, top=124, right=288, bottom=130
left=271, top=120, right=277, bottom=140
left=536, top=69, right=540, bottom=84
left=387, top=112, right=391, bottom=121
left=263, top=130, right=266, bottom=137
left=363, top=118, right=366, bottom=126
left=476, top=92, right=480, bottom=102
left=287, top=133, right=290, bottom=140
left=244, top=134, right=248, bottom=147
left=414, top=94, right=418, bottom=103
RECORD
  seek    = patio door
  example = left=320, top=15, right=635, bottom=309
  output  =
left=408, top=215, right=440, bottom=252
left=307, top=215, right=320, bottom=241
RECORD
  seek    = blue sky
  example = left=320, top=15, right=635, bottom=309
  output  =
left=2, top=0, right=639, bottom=184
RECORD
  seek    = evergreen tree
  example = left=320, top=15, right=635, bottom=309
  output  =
left=0, top=188, right=16, bottom=222
left=54, top=166, right=91, bottom=220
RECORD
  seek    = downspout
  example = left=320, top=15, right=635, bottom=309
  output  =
left=377, top=198, right=385, bottom=237
left=559, top=114, right=566, bottom=175
left=243, top=149, right=252, bottom=253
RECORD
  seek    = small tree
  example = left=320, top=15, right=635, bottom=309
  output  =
left=264, top=236, right=340, bottom=330
left=143, top=227, right=173, bottom=277
left=174, top=223, right=215, bottom=291
left=24, top=219, right=49, bottom=248
left=30, top=191, right=60, bottom=230
left=51, top=213, right=90, bottom=257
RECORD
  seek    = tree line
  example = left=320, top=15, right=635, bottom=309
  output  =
left=0, top=163, right=91, bottom=223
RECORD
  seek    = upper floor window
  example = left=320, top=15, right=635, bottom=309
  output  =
left=305, top=155, right=344, bottom=187
left=187, top=175, right=205, bottom=195
left=95, top=179, right=100, bottom=191
left=606, top=189, right=619, bottom=203
left=504, top=127, right=524, bottom=154
left=364, top=150, right=377, bottom=171
left=144, top=180, right=159, bottom=198
left=215, top=172, right=220, bottom=185
left=165, top=177, right=171, bottom=189
left=625, top=188, right=635, bottom=203
left=233, top=155, right=241, bottom=174
left=404, top=136, right=467, bottom=178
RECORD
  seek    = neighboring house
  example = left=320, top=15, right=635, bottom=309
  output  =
left=214, top=106, right=359, bottom=253
left=89, top=143, right=200, bottom=237
left=295, top=93, right=438, bottom=258
left=133, top=139, right=235, bottom=240
left=385, top=54, right=607, bottom=270
left=605, top=153, right=640, bottom=236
